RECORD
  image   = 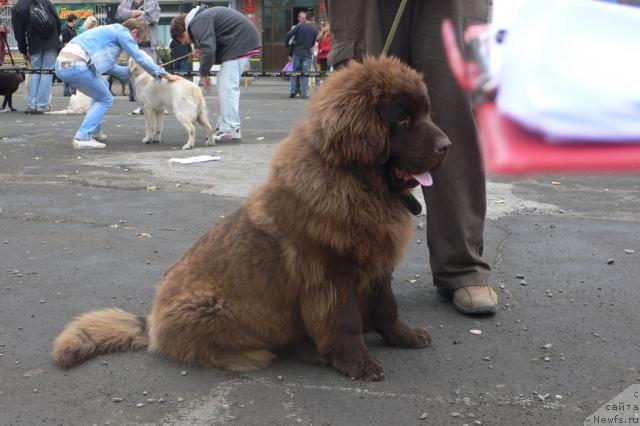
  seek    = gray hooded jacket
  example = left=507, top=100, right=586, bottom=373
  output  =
left=187, top=6, right=260, bottom=77
left=116, top=0, right=160, bottom=50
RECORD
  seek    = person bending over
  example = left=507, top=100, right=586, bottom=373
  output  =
left=55, top=18, right=179, bottom=150
left=170, top=7, right=260, bottom=142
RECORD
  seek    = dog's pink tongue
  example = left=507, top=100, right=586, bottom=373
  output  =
left=412, top=172, right=433, bottom=187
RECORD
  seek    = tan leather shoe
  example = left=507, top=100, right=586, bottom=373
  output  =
left=452, top=286, right=498, bottom=315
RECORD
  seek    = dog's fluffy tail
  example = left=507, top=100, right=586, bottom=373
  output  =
left=45, top=109, right=80, bottom=115
left=52, top=308, right=148, bottom=369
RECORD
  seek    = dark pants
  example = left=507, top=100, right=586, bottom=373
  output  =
left=63, top=81, right=74, bottom=96
left=318, top=57, right=329, bottom=80
left=174, top=58, right=192, bottom=81
left=329, top=0, right=491, bottom=290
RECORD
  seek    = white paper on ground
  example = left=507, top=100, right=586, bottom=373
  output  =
left=494, top=0, right=640, bottom=142
left=168, top=155, right=222, bottom=164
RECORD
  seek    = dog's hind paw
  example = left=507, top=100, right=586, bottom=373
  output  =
left=205, top=139, right=216, bottom=147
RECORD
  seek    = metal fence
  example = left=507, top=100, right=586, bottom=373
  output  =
left=0, top=3, right=16, bottom=49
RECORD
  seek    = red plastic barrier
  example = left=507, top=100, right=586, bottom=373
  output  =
left=441, top=19, right=640, bottom=175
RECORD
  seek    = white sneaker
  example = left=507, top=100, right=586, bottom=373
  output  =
left=213, top=128, right=241, bottom=142
left=132, top=106, right=144, bottom=115
left=72, top=138, right=106, bottom=150
left=92, top=132, right=107, bottom=142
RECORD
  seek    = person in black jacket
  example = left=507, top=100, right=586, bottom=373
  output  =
left=60, top=14, right=77, bottom=96
left=11, top=0, right=62, bottom=113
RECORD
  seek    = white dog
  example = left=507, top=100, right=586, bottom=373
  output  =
left=129, top=57, right=214, bottom=150
left=46, top=91, right=92, bottom=115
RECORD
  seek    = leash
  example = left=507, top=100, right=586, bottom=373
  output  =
left=159, top=53, right=191, bottom=68
left=381, top=0, right=408, bottom=56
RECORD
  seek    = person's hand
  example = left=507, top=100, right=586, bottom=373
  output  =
left=161, top=73, right=181, bottom=82
left=131, top=9, right=144, bottom=18
left=199, top=75, right=211, bottom=94
left=22, top=53, right=30, bottom=62
left=192, top=49, right=200, bottom=58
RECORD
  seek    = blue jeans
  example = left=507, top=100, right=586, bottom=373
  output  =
left=174, top=58, right=191, bottom=81
left=175, top=58, right=188, bottom=72
left=63, top=81, right=73, bottom=96
left=216, top=56, right=249, bottom=132
left=55, top=62, right=113, bottom=141
left=62, top=82, right=71, bottom=96
left=28, top=48, right=57, bottom=111
left=290, top=55, right=310, bottom=97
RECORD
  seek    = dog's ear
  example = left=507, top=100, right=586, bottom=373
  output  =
left=378, top=94, right=408, bottom=127
left=316, top=95, right=388, bottom=166
left=310, top=64, right=389, bottom=166
left=375, top=95, right=409, bottom=165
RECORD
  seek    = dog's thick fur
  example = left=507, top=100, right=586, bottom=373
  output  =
left=45, top=91, right=92, bottom=115
left=128, top=57, right=214, bottom=150
left=52, top=56, right=451, bottom=380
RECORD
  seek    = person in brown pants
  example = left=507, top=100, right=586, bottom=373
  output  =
left=328, top=0, right=497, bottom=315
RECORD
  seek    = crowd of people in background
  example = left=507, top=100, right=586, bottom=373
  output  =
left=6, top=2, right=331, bottom=116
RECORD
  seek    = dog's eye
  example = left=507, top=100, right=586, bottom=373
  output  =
left=395, top=113, right=410, bottom=126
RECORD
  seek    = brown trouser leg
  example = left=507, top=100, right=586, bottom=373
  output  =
left=354, top=0, right=492, bottom=291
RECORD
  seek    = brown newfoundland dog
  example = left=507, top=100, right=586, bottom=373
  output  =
left=52, top=56, right=451, bottom=380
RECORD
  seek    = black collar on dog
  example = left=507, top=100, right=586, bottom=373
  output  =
left=401, top=193, right=422, bottom=216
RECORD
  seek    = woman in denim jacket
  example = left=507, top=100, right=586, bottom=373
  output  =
left=55, top=18, right=179, bottom=149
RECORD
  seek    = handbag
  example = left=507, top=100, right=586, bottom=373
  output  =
left=282, top=60, right=293, bottom=81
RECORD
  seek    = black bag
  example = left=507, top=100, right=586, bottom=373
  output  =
left=29, top=0, right=58, bottom=38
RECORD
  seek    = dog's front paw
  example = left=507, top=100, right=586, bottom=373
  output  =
left=332, top=353, right=384, bottom=381
left=181, top=143, right=194, bottom=150
left=380, top=321, right=431, bottom=349
left=205, top=138, right=216, bottom=147
left=142, top=136, right=152, bottom=144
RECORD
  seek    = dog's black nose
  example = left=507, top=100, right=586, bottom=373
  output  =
left=435, top=138, right=452, bottom=155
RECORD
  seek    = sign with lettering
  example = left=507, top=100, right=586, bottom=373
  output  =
left=54, top=5, right=97, bottom=28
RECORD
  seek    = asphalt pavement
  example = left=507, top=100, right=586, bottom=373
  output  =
left=1, top=82, right=639, bottom=425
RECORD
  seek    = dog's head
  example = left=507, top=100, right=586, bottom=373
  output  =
left=127, top=52, right=150, bottom=79
left=309, top=56, right=451, bottom=191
